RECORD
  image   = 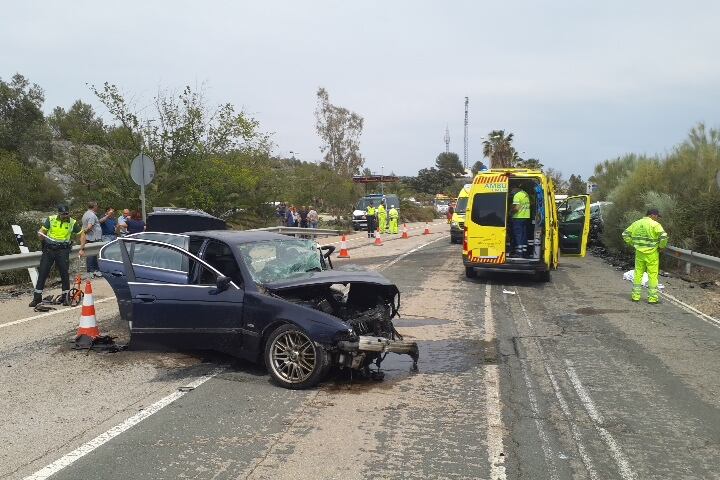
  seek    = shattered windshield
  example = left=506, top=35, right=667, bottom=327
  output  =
left=237, top=239, right=323, bottom=284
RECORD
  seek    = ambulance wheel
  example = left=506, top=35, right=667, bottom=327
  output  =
left=535, top=270, right=551, bottom=283
left=465, top=266, right=477, bottom=278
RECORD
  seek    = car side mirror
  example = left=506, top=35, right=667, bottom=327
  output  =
left=216, top=275, right=232, bottom=292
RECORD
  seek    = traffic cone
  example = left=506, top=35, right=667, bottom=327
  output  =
left=374, top=229, right=383, bottom=246
left=338, top=235, right=350, bottom=258
left=401, top=223, right=409, bottom=239
left=423, top=222, right=431, bottom=235
left=76, top=280, right=100, bottom=340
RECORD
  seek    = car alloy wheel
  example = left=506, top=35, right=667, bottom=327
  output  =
left=269, top=329, right=317, bottom=384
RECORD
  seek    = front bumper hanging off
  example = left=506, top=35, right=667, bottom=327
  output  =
left=338, top=335, right=419, bottom=368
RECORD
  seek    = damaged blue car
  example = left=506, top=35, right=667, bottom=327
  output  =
left=98, top=230, right=418, bottom=389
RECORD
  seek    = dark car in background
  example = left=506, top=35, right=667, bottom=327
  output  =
left=98, top=230, right=418, bottom=389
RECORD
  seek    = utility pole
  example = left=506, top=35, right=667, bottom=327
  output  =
left=463, top=97, right=469, bottom=170
left=444, top=126, right=450, bottom=154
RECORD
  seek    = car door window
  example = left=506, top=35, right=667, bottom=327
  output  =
left=203, top=240, right=243, bottom=285
left=130, top=242, right=189, bottom=273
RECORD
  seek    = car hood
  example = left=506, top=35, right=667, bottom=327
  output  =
left=353, top=209, right=365, bottom=217
left=263, top=269, right=394, bottom=291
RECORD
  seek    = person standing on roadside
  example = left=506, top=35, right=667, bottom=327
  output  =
left=116, top=208, right=130, bottom=236
left=285, top=205, right=295, bottom=227
left=622, top=208, right=668, bottom=304
left=126, top=210, right=146, bottom=234
left=299, top=206, right=309, bottom=228
left=308, top=206, right=319, bottom=229
left=388, top=204, right=399, bottom=234
left=366, top=203, right=376, bottom=238
left=377, top=202, right=387, bottom=234
left=29, top=205, right=86, bottom=307
left=100, top=207, right=117, bottom=242
left=82, top=201, right=108, bottom=277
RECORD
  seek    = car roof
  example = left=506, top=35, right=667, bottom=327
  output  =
left=184, top=230, right=298, bottom=244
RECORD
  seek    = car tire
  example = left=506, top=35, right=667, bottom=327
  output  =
left=535, top=270, right=551, bottom=283
left=265, top=324, right=329, bottom=390
left=465, top=266, right=476, bottom=278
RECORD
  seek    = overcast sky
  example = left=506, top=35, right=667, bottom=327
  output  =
left=2, top=0, right=719, bottom=178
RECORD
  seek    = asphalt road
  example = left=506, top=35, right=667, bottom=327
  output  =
left=2, top=222, right=719, bottom=479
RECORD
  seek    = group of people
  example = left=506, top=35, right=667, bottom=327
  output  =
left=29, top=202, right=146, bottom=308
left=277, top=204, right=319, bottom=229
left=365, top=202, right=399, bottom=238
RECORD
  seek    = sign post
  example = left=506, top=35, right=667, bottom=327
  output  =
left=130, top=152, right=156, bottom=222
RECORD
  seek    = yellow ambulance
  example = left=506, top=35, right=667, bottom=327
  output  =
left=450, top=184, right=471, bottom=244
left=462, top=169, right=591, bottom=281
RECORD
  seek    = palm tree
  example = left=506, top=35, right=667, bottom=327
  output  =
left=482, top=130, right=518, bottom=168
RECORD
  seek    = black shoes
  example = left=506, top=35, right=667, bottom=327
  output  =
left=29, top=293, right=43, bottom=308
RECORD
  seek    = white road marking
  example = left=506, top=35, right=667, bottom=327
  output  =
left=378, top=234, right=450, bottom=271
left=564, top=360, right=636, bottom=480
left=507, top=291, right=558, bottom=479
left=660, top=290, right=720, bottom=328
left=0, top=297, right=115, bottom=330
left=516, top=295, right=598, bottom=480
left=23, top=368, right=224, bottom=480
left=483, top=283, right=507, bottom=480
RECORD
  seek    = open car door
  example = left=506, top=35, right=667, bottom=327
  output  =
left=117, top=237, right=244, bottom=351
left=558, top=195, right=591, bottom=256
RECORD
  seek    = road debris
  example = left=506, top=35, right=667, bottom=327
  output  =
left=622, top=270, right=665, bottom=289
left=502, top=289, right=517, bottom=295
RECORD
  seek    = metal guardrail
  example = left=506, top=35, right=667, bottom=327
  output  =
left=663, top=246, right=720, bottom=273
left=0, top=243, right=105, bottom=273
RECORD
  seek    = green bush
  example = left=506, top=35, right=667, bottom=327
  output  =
left=399, top=201, right=436, bottom=223
left=599, top=123, right=720, bottom=256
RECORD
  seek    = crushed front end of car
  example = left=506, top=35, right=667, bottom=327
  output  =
left=266, top=278, right=419, bottom=377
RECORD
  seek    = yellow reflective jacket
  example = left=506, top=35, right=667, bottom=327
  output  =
left=46, top=215, right=79, bottom=242
left=622, top=216, right=668, bottom=254
left=389, top=208, right=398, bottom=219
left=366, top=206, right=376, bottom=216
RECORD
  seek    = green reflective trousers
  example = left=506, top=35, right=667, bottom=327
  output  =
left=632, top=250, right=659, bottom=303
left=378, top=213, right=387, bottom=233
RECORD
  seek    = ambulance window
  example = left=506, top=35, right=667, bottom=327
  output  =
left=471, top=193, right=506, bottom=227
left=455, top=197, right=469, bottom=213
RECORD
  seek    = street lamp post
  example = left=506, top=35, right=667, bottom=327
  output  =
left=380, top=165, right=385, bottom=195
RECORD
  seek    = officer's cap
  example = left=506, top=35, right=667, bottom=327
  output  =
left=646, top=208, right=661, bottom=217
left=57, top=205, right=70, bottom=214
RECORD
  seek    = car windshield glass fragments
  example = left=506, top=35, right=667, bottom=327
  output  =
left=455, top=197, right=469, bottom=213
left=471, top=193, right=506, bottom=227
left=237, top=239, right=322, bottom=284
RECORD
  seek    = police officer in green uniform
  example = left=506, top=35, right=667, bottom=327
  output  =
left=29, top=205, right=86, bottom=307
left=366, top=204, right=376, bottom=238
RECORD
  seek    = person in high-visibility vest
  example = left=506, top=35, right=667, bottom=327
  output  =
left=366, top=204, right=376, bottom=238
left=29, top=205, right=87, bottom=307
left=388, top=205, right=399, bottom=234
left=510, top=187, right=531, bottom=257
left=622, top=208, right=668, bottom=304
left=377, top=203, right=387, bottom=234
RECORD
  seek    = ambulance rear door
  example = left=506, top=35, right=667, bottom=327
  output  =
left=466, top=174, right=509, bottom=263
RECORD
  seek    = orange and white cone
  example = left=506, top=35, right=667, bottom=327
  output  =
left=423, top=222, right=431, bottom=235
left=338, top=235, right=350, bottom=258
left=374, top=229, right=383, bottom=246
left=401, top=223, right=409, bottom=239
left=76, top=280, right=100, bottom=340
